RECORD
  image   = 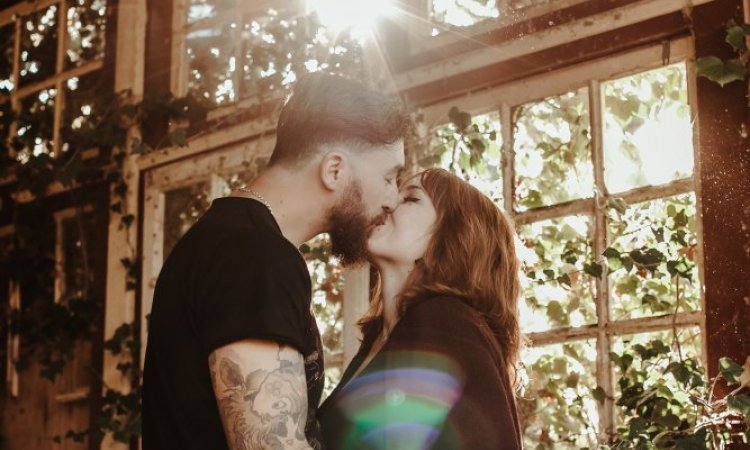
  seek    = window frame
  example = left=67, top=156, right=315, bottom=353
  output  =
left=0, top=0, right=106, bottom=160
left=418, top=0, right=589, bottom=50
left=419, top=36, right=705, bottom=439
left=169, top=0, right=305, bottom=122
left=0, top=225, right=19, bottom=399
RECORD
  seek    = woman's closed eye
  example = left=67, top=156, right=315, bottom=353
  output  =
left=402, top=196, right=420, bottom=203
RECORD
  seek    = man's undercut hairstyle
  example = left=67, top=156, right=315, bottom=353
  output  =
left=268, top=72, right=409, bottom=166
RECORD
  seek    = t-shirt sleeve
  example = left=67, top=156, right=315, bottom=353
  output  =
left=198, top=232, right=310, bottom=356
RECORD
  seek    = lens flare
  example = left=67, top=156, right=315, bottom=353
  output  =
left=333, top=352, right=464, bottom=450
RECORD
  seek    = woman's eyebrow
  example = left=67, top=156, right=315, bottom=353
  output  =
left=401, top=184, right=423, bottom=193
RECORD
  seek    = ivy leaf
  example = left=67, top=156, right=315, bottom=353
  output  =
left=655, top=413, right=681, bottom=429
left=168, top=128, right=188, bottom=147
left=727, top=393, right=750, bottom=417
left=696, top=56, right=747, bottom=87
left=546, top=300, right=566, bottom=324
left=448, top=106, right=472, bottom=131
left=719, top=357, right=744, bottom=384
left=584, top=262, right=603, bottom=279
left=593, top=386, right=607, bottom=404
left=629, top=248, right=665, bottom=270
left=674, top=429, right=709, bottom=450
left=469, top=138, right=486, bottom=155
left=726, top=24, right=749, bottom=53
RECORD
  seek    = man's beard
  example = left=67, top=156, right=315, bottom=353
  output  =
left=327, top=181, right=383, bottom=267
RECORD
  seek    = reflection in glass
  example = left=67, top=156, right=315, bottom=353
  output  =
left=608, top=193, right=699, bottom=321
left=603, top=63, right=693, bottom=193
left=303, top=234, right=343, bottom=399
left=513, top=88, right=594, bottom=211
left=431, top=0, right=500, bottom=28
left=62, top=71, right=104, bottom=154
left=517, top=215, right=596, bottom=332
left=16, top=88, right=57, bottom=161
left=20, top=5, right=59, bottom=87
left=186, top=23, right=236, bottom=105
left=520, top=339, right=599, bottom=449
left=1, top=24, right=14, bottom=94
left=188, top=0, right=236, bottom=24
left=65, top=0, right=107, bottom=69
left=60, top=212, right=97, bottom=300
left=429, top=112, right=503, bottom=204
left=163, top=182, right=211, bottom=261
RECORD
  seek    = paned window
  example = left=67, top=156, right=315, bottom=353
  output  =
left=0, top=0, right=108, bottom=163
left=422, top=50, right=701, bottom=447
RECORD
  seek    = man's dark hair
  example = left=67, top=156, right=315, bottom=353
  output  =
left=268, top=72, right=410, bottom=166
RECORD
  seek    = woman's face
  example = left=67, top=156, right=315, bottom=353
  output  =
left=367, top=178, right=437, bottom=266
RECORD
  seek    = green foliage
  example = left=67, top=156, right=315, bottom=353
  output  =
left=607, top=352, right=750, bottom=450
left=696, top=21, right=750, bottom=87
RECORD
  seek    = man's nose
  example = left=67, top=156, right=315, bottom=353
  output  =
left=383, top=191, right=399, bottom=213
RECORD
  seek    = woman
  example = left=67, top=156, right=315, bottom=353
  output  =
left=319, top=168, right=524, bottom=450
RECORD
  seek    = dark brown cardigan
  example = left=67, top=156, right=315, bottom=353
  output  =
left=319, top=296, right=523, bottom=450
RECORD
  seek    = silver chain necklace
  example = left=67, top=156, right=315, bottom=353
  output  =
left=238, top=187, right=273, bottom=214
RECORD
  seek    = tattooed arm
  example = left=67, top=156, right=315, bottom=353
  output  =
left=209, top=339, right=315, bottom=450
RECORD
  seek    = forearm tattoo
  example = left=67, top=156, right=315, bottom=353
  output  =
left=209, top=345, right=311, bottom=450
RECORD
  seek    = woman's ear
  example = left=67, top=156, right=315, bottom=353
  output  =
left=319, top=151, right=346, bottom=191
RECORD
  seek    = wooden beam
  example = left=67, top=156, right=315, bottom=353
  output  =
left=400, top=9, right=694, bottom=108
left=692, top=0, right=750, bottom=387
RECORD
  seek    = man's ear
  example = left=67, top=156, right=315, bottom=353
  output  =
left=319, top=151, right=347, bottom=191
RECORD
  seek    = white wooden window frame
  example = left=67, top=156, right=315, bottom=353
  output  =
left=418, top=36, right=705, bottom=439
left=0, top=225, right=19, bottom=399
left=0, top=0, right=105, bottom=158
left=410, top=0, right=589, bottom=52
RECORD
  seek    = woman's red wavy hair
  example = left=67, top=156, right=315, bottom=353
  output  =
left=359, top=168, right=524, bottom=388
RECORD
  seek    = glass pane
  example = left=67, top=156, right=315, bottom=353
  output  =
left=16, top=88, right=58, bottom=162
left=431, top=0, right=499, bottom=28
left=61, top=71, right=105, bottom=154
left=608, top=193, right=700, bottom=321
left=19, top=5, right=59, bottom=87
left=603, top=63, right=693, bottom=193
left=1, top=24, right=14, bottom=94
left=518, top=215, right=596, bottom=333
left=239, top=11, right=364, bottom=99
left=65, top=0, right=107, bottom=69
left=239, top=11, right=283, bottom=97
left=163, top=182, right=211, bottom=261
left=0, top=101, right=12, bottom=156
left=513, top=88, right=593, bottom=211
left=302, top=234, right=343, bottom=399
left=60, top=211, right=97, bottom=299
left=186, top=23, right=236, bottom=106
left=520, top=339, right=599, bottom=449
left=429, top=112, right=503, bottom=203
left=611, top=327, right=703, bottom=438
left=187, top=0, right=236, bottom=24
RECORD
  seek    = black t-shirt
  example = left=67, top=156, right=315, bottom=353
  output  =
left=142, top=197, right=324, bottom=450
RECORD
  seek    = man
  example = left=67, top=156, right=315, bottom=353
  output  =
left=142, top=72, right=408, bottom=450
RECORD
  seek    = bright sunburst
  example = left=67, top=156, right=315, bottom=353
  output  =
left=308, top=0, right=394, bottom=38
